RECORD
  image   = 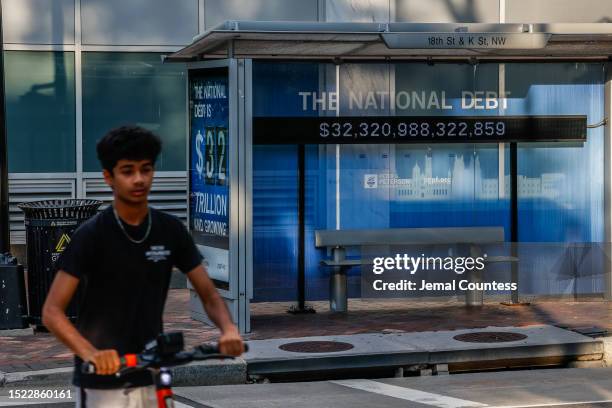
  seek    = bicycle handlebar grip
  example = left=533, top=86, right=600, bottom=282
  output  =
left=80, top=354, right=139, bottom=375
left=198, top=344, right=219, bottom=354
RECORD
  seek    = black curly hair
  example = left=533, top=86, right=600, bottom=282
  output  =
left=96, top=126, right=162, bottom=173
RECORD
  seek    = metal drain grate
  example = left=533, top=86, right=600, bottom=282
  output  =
left=453, top=332, right=528, bottom=343
left=279, top=341, right=354, bottom=353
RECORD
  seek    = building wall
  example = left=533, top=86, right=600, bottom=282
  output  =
left=3, top=0, right=612, bottom=246
left=5, top=0, right=612, bottom=44
left=506, top=0, right=612, bottom=23
left=395, top=0, right=499, bottom=23
left=80, top=0, right=199, bottom=46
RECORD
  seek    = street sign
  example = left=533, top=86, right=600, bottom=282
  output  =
left=382, top=33, right=551, bottom=49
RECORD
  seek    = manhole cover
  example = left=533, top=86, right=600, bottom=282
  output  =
left=279, top=341, right=354, bottom=353
left=453, top=332, right=528, bottom=343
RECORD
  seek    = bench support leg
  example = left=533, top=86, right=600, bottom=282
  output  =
left=329, top=247, right=348, bottom=312
left=330, top=268, right=348, bottom=312
left=465, top=245, right=484, bottom=307
left=465, top=268, right=484, bottom=307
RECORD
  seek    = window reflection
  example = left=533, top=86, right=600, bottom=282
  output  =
left=5, top=51, right=76, bottom=172
left=82, top=52, right=186, bottom=172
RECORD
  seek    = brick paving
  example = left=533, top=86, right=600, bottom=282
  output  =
left=0, top=289, right=610, bottom=373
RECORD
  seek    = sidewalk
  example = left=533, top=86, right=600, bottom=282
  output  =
left=0, top=289, right=610, bottom=374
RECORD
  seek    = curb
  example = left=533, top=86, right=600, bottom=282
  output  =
left=0, top=367, right=73, bottom=387
left=172, top=358, right=247, bottom=386
left=243, top=326, right=605, bottom=378
left=0, top=328, right=35, bottom=337
left=246, top=342, right=605, bottom=378
left=598, top=336, right=612, bottom=367
left=0, top=358, right=247, bottom=388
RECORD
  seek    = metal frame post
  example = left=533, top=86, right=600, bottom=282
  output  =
left=0, top=0, right=9, bottom=254
left=288, top=143, right=315, bottom=314
left=604, top=62, right=612, bottom=300
left=244, top=58, right=253, bottom=332
left=510, top=142, right=520, bottom=304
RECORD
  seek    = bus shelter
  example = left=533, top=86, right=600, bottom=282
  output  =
left=168, top=21, right=612, bottom=334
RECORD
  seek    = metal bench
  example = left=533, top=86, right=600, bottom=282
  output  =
left=315, top=227, right=518, bottom=311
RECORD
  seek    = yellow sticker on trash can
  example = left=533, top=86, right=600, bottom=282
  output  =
left=55, top=234, right=71, bottom=253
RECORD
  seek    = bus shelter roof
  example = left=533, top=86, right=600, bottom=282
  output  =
left=167, top=21, right=612, bottom=61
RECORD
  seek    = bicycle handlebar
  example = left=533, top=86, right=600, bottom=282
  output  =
left=81, top=343, right=249, bottom=376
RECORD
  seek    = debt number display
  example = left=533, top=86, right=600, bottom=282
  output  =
left=195, top=127, right=227, bottom=185
left=319, top=120, right=506, bottom=139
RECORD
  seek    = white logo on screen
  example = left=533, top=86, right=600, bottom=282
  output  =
left=364, top=174, right=378, bottom=189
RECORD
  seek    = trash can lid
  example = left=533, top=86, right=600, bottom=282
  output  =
left=18, top=199, right=103, bottom=219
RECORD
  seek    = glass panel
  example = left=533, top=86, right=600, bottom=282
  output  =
left=82, top=52, right=187, bottom=172
left=81, top=0, right=197, bottom=46
left=332, top=63, right=507, bottom=230
left=252, top=61, right=604, bottom=301
left=205, top=0, right=317, bottom=28
left=252, top=61, right=510, bottom=301
left=335, top=64, right=392, bottom=233
left=506, top=62, right=605, bottom=296
left=394, top=63, right=499, bottom=117
left=2, top=0, right=75, bottom=45
left=252, top=62, right=321, bottom=300
left=5, top=51, right=75, bottom=172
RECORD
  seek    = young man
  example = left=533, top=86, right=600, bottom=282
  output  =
left=42, top=126, right=244, bottom=407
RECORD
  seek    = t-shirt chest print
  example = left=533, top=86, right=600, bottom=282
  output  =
left=145, top=245, right=171, bottom=262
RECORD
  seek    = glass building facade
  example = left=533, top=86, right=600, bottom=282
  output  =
left=4, top=52, right=187, bottom=174
left=81, top=52, right=187, bottom=172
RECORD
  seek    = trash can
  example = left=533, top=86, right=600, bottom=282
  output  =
left=18, top=199, right=102, bottom=328
left=0, top=253, right=27, bottom=329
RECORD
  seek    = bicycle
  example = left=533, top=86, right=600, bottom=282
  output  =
left=81, top=331, right=248, bottom=408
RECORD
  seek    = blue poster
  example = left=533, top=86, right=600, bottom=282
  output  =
left=250, top=61, right=605, bottom=301
left=189, top=70, right=230, bottom=284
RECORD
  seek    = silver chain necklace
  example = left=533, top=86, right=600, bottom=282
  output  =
left=112, top=204, right=152, bottom=244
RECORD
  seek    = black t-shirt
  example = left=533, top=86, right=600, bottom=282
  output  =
left=56, top=206, right=203, bottom=389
